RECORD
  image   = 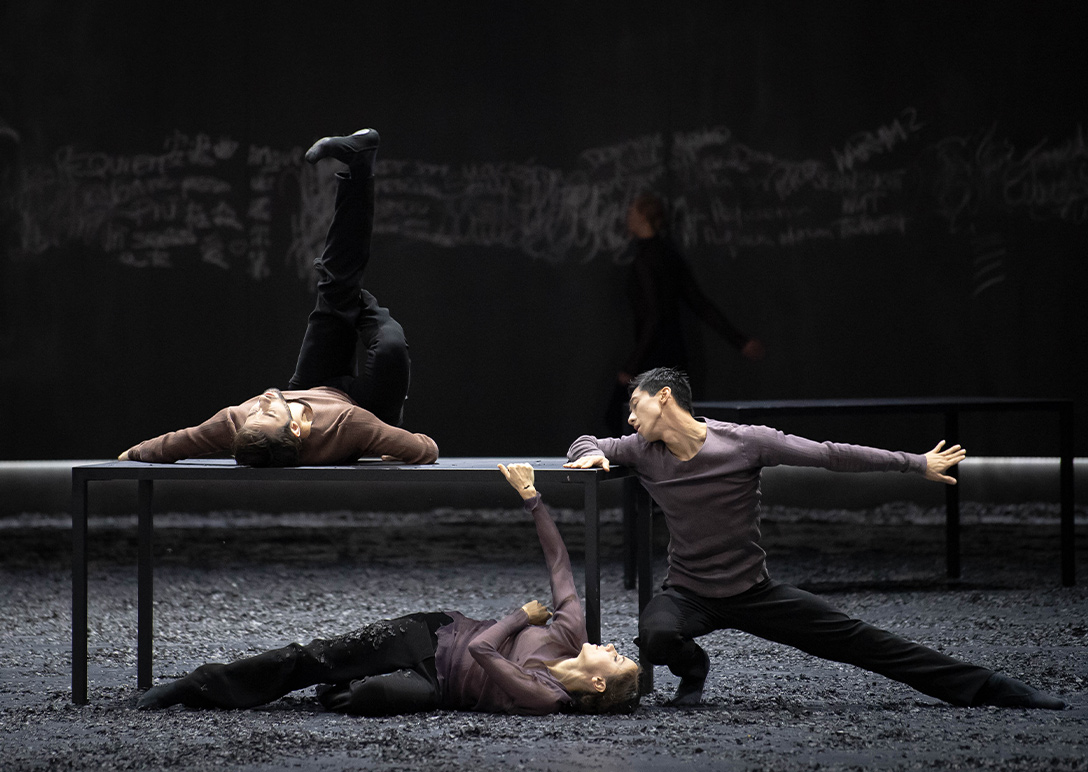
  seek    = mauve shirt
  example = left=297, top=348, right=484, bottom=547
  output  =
left=568, top=419, right=927, bottom=597
left=435, top=494, right=585, bottom=714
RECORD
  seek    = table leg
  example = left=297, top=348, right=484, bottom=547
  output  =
left=623, top=481, right=637, bottom=590
left=636, top=484, right=654, bottom=693
left=137, top=480, right=154, bottom=690
left=1060, top=403, right=1075, bottom=586
left=944, top=411, right=961, bottom=579
left=71, top=473, right=88, bottom=705
left=584, top=478, right=601, bottom=644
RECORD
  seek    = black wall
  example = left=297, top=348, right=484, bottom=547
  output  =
left=2, top=1, right=1086, bottom=460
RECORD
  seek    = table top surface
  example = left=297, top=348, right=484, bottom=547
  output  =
left=71, top=456, right=634, bottom=483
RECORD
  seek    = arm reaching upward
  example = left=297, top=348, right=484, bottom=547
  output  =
left=498, top=464, right=584, bottom=646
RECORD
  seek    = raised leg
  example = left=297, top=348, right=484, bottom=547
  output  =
left=288, top=174, right=378, bottom=389
left=288, top=132, right=410, bottom=425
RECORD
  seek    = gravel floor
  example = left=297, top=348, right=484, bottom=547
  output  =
left=1, top=502, right=1086, bottom=771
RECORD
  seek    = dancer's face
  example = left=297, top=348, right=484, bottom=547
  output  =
left=243, top=389, right=298, bottom=437
left=628, top=387, right=669, bottom=441
left=573, top=643, right=638, bottom=688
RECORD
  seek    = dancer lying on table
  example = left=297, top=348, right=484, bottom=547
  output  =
left=137, top=463, right=641, bottom=715
left=119, top=127, right=437, bottom=467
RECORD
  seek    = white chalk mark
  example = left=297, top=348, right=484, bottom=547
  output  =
left=4, top=115, right=1087, bottom=282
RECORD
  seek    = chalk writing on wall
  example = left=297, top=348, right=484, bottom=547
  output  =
left=5, top=111, right=1087, bottom=281
left=14, top=131, right=305, bottom=280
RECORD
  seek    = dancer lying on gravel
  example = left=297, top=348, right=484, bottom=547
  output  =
left=119, top=127, right=437, bottom=467
left=567, top=367, right=1067, bottom=710
left=138, top=463, right=641, bottom=716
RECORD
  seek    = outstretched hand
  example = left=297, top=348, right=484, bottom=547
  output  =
left=521, top=600, right=552, bottom=626
left=924, top=440, right=966, bottom=484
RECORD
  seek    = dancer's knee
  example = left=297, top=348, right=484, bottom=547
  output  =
left=371, top=321, right=408, bottom=364
left=321, top=670, right=439, bottom=716
left=637, top=620, right=684, bottom=666
left=366, top=322, right=411, bottom=400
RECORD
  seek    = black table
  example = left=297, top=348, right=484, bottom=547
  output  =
left=693, top=396, right=1076, bottom=586
left=71, top=457, right=637, bottom=704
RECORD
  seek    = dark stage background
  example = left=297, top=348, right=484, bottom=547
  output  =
left=1, top=1, right=1086, bottom=460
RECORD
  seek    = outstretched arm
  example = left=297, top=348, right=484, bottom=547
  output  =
left=564, top=433, right=642, bottom=471
left=498, top=463, right=585, bottom=646
left=120, top=409, right=237, bottom=463
left=923, top=440, right=966, bottom=484
left=497, top=463, right=578, bottom=612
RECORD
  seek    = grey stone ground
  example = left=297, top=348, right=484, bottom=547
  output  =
left=1, top=501, right=1086, bottom=771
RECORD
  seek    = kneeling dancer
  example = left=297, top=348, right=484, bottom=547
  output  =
left=138, top=463, right=641, bottom=716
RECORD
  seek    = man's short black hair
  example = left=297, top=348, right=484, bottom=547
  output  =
left=629, top=367, right=694, bottom=415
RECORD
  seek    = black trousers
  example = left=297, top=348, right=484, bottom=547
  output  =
left=166, top=613, right=452, bottom=715
left=639, top=580, right=995, bottom=706
left=287, top=172, right=410, bottom=427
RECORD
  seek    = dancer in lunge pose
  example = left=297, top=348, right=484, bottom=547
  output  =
left=568, top=367, right=1066, bottom=710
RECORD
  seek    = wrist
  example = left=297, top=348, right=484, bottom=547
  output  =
left=519, top=486, right=538, bottom=500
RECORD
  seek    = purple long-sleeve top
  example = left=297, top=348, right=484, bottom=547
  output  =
left=434, top=494, right=586, bottom=714
left=568, top=419, right=927, bottom=597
